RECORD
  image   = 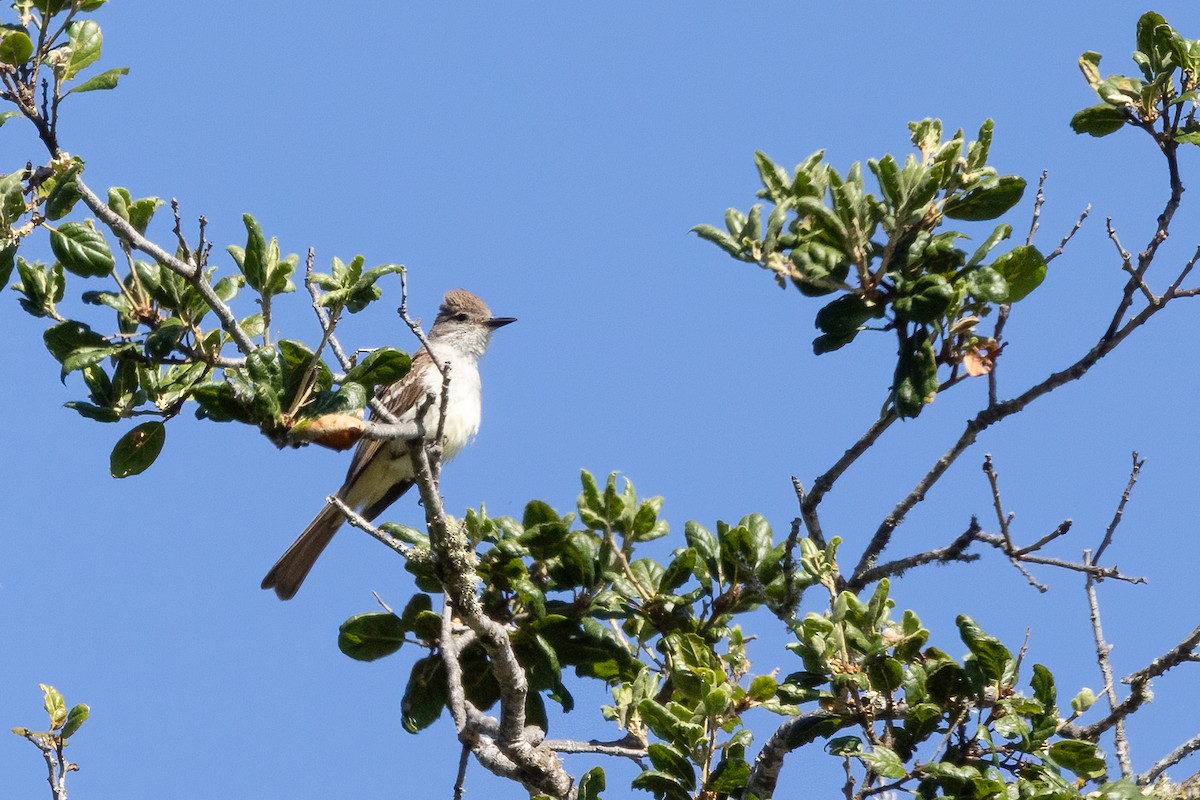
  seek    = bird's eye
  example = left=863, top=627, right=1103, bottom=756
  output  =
left=454, top=312, right=469, bottom=321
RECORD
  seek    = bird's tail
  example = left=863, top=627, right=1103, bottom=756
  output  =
left=261, top=501, right=345, bottom=600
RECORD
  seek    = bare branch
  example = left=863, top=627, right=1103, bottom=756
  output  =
left=1025, top=170, right=1048, bottom=246
left=543, top=735, right=648, bottom=764
left=1045, top=204, right=1092, bottom=264
left=1140, top=731, right=1200, bottom=786
left=1014, top=519, right=1073, bottom=556
left=973, top=533, right=1145, bottom=584
left=454, top=744, right=470, bottom=800
left=850, top=289, right=1192, bottom=584
left=14, top=729, right=70, bottom=800
left=847, top=519, right=982, bottom=590
left=1102, top=139, right=1184, bottom=342
left=1064, top=622, right=1200, bottom=740
left=325, top=495, right=423, bottom=562
left=1093, top=452, right=1145, bottom=565
left=1107, top=217, right=1156, bottom=304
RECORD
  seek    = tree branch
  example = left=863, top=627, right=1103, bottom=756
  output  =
left=72, top=176, right=256, bottom=355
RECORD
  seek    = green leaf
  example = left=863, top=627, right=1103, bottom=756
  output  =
left=631, top=769, right=691, bottom=800
left=827, top=736, right=863, bottom=756
left=866, top=657, right=904, bottom=693
left=61, top=704, right=89, bottom=739
left=43, top=320, right=110, bottom=376
left=64, top=20, right=102, bottom=79
left=0, top=29, right=32, bottom=66
left=647, top=743, right=696, bottom=791
left=748, top=674, right=778, bottom=702
left=239, top=214, right=270, bottom=291
left=50, top=221, right=114, bottom=277
left=754, top=150, right=790, bottom=201
left=127, top=196, right=164, bottom=235
left=966, top=119, right=994, bottom=172
left=1031, top=663, right=1056, bottom=711
left=578, top=767, right=606, bottom=800
left=43, top=161, right=83, bottom=221
left=789, top=242, right=850, bottom=297
left=966, top=223, right=1012, bottom=268
left=782, top=712, right=846, bottom=749
left=706, top=748, right=750, bottom=793
left=68, top=66, right=129, bottom=94
left=1071, top=104, right=1129, bottom=137
left=401, top=655, right=447, bottom=733
left=42, top=685, right=67, bottom=729
left=243, top=346, right=284, bottom=422
left=959, top=264, right=1010, bottom=303
left=892, top=329, right=938, bottom=419
left=894, top=275, right=954, bottom=324
left=955, top=615, right=1012, bottom=682
left=110, top=421, right=166, bottom=478
left=991, top=245, right=1046, bottom=302
left=691, top=223, right=748, bottom=260
left=192, top=382, right=253, bottom=423
left=859, top=744, right=907, bottom=779
left=342, top=347, right=412, bottom=391
left=1079, top=51, right=1103, bottom=89
left=0, top=241, right=16, bottom=288
left=235, top=215, right=293, bottom=296
left=813, top=294, right=882, bottom=354
left=0, top=110, right=19, bottom=127
left=943, top=176, right=1026, bottom=221
left=1048, top=740, right=1108, bottom=780
left=685, top=521, right=722, bottom=584
left=145, top=317, right=187, bottom=359
left=338, top=612, right=405, bottom=661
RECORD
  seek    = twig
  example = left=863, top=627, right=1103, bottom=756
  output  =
left=72, top=177, right=256, bottom=355
left=1063, top=622, right=1200, bottom=740
left=981, top=455, right=1015, bottom=552
left=543, top=735, right=648, bottom=764
left=850, top=289, right=1193, bottom=584
left=325, top=495, right=421, bottom=561
left=302, top=247, right=353, bottom=372
left=973, top=534, right=1145, bottom=584
left=847, top=519, right=982, bottom=590
left=1014, top=519, right=1072, bottom=556
left=1101, top=138, right=1184, bottom=342
left=1093, top=452, right=1145, bottom=565
left=801, top=413, right=896, bottom=548
left=15, top=729, right=71, bottom=800
left=1025, top=170, right=1048, bottom=246
left=1163, top=244, right=1200, bottom=301
left=1107, top=218, right=1156, bottom=304
left=1083, top=549, right=1131, bottom=778
left=1139, top=731, right=1200, bottom=785
left=454, top=744, right=470, bottom=800
left=1044, top=204, right=1092, bottom=264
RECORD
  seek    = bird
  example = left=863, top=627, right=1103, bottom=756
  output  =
left=261, top=288, right=515, bottom=600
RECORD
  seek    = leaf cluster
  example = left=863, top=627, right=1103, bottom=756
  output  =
left=693, top=120, right=1047, bottom=417
left=1071, top=12, right=1200, bottom=144
left=10, top=683, right=89, bottom=745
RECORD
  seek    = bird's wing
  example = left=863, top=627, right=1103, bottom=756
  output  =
left=340, top=345, right=434, bottom=491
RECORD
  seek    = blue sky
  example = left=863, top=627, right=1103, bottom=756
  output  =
left=4, top=3, right=1200, bottom=798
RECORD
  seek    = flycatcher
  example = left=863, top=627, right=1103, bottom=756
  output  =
left=261, top=288, right=515, bottom=600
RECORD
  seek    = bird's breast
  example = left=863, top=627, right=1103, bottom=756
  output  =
left=422, top=351, right=482, bottom=462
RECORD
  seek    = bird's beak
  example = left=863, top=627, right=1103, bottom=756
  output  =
left=486, top=317, right=517, bottom=329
